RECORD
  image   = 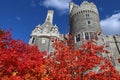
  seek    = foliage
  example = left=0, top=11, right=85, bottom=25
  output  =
left=45, top=39, right=120, bottom=80
left=0, top=30, right=47, bottom=79
left=0, top=30, right=120, bottom=80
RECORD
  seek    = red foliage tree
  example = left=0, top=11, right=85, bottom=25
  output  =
left=0, top=30, right=120, bottom=80
left=44, top=39, right=120, bottom=80
left=0, top=30, right=48, bottom=80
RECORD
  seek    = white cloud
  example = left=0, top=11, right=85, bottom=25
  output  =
left=42, top=0, right=72, bottom=11
left=100, top=13, right=120, bottom=35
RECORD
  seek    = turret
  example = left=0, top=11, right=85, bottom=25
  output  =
left=69, top=1, right=102, bottom=48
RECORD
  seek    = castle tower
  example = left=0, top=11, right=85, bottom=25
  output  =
left=69, top=1, right=102, bottom=48
left=29, top=10, right=62, bottom=53
left=69, top=1, right=120, bottom=72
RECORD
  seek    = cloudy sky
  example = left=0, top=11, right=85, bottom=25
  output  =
left=0, top=0, right=120, bottom=43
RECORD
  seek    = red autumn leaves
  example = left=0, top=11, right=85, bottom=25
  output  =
left=0, top=30, right=120, bottom=80
left=0, top=30, right=45, bottom=79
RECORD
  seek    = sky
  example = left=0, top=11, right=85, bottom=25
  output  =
left=0, top=0, right=120, bottom=43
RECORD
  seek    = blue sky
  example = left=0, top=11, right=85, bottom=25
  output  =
left=0, top=0, right=120, bottom=43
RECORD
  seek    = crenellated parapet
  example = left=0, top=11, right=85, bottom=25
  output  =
left=69, top=1, right=101, bottom=34
left=69, top=1, right=99, bottom=19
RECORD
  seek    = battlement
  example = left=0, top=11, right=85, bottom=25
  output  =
left=103, top=35, right=120, bottom=42
left=69, top=1, right=99, bottom=18
left=114, top=35, right=120, bottom=42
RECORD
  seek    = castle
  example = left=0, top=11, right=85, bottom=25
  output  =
left=29, top=1, right=120, bottom=71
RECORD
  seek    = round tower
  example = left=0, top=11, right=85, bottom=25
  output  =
left=69, top=1, right=102, bottom=48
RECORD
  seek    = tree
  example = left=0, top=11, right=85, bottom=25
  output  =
left=0, top=30, right=120, bottom=80
left=44, top=39, right=120, bottom=80
left=0, top=30, right=48, bottom=80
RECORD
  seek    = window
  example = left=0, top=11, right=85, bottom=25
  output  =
left=87, top=21, right=91, bottom=24
left=85, top=32, right=89, bottom=40
left=90, top=32, right=94, bottom=39
left=94, top=33, right=98, bottom=40
left=76, top=34, right=80, bottom=42
left=86, top=14, right=89, bottom=17
left=32, top=37, right=35, bottom=44
left=84, top=32, right=98, bottom=40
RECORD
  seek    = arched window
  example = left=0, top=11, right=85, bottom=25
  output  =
left=85, top=32, right=89, bottom=40
left=90, top=32, right=94, bottom=39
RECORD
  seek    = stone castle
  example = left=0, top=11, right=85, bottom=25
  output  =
left=29, top=1, right=120, bottom=71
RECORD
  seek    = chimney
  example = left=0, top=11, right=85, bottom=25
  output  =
left=45, top=10, right=54, bottom=24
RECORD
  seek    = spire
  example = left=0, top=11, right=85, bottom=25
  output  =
left=45, top=10, right=54, bottom=24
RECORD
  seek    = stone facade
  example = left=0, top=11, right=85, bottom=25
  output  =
left=29, top=1, right=120, bottom=71
left=69, top=1, right=101, bottom=34
left=69, top=1, right=102, bottom=48
left=29, top=10, right=64, bottom=54
left=103, top=35, right=120, bottom=71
